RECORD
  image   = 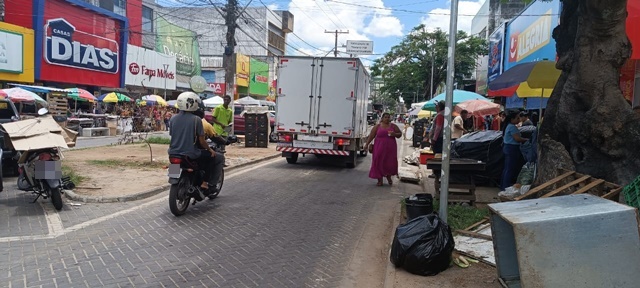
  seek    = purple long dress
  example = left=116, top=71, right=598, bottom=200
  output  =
left=369, top=125, right=398, bottom=179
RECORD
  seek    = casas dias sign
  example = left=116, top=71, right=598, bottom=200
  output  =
left=44, top=18, right=119, bottom=74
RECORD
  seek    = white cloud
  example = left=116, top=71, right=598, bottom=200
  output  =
left=420, top=0, right=485, bottom=33
left=267, top=4, right=279, bottom=11
left=287, top=0, right=403, bottom=55
left=364, top=15, right=404, bottom=37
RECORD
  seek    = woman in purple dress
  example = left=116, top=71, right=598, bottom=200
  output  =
left=365, top=113, right=402, bottom=186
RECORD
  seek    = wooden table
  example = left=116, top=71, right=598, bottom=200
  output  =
left=426, top=158, right=486, bottom=205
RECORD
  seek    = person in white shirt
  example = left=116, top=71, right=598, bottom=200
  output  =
left=452, top=110, right=469, bottom=140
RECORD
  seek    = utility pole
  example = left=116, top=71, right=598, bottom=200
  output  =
left=221, top=0, right=238, bottom=134
left=325, top=30, right=349, bottom=57
left=439, top=0, right=460, bottom=223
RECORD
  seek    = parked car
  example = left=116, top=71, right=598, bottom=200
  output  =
left=0, top=99, right=21, bottom=176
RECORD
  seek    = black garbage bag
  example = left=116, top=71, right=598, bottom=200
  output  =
left=390, top=213, right=455, bottom=276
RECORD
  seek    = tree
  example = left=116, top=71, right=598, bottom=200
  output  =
left=536, top=0, right=640, bottom=186
left=371, top=25, right=487, bottom=108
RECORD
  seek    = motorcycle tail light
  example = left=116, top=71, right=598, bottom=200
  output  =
left=169, top=157, right=182, bottom=164
left=38, top=153, right=52, bottom=161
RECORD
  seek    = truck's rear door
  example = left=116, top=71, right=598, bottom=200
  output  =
left=314, top=58, right=358, bottom=136
left=276, top=57, right=317, bottom=134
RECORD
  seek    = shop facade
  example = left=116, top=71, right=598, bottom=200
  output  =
left=235, top=53, right=250, bottom=99
left=124, top=44, right=177, bottom=98
left=487, top=0, right=640, bottom=109
left=0, top=22, right=35, bottom=86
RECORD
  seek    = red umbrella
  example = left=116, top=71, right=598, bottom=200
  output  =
left=65, top=88, right=97, bottom=102
left=454, top=99, right=501, bottom=117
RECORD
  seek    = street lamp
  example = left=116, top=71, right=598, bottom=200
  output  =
left=163, top=64, right=169, bottom=100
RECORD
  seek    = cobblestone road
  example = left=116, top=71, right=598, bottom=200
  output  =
left=0, top=152, right=402, bottom=287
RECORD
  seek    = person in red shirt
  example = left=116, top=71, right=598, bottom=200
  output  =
left=426, top=101, right=445, bottom=153
left=491, top=111, right=504, bottom=131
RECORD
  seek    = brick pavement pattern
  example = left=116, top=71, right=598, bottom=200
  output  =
left=0, top=155, right=398, bottom=287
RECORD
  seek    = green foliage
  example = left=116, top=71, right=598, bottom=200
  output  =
left=433, top=200, right=489, bottom=231
left=371, top=25, right=487, bottom=108
left=62, top=165, right=86, bottom=186
left=145, top=137, right=171, bottom=145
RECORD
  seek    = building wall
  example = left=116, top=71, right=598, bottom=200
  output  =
left=488, top=0, right=527, bottom=35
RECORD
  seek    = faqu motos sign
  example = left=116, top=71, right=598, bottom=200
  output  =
left=125, top=45, right=177, bottom=90
left=44, top=18, right=119, bottom=74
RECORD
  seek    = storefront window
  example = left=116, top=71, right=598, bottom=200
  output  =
left=142, top=6, right=153, bottom=32
left=99, top=0, right=126, bottom=17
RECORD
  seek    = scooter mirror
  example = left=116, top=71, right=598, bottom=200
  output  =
left=37, top=108, right=49, bottom=116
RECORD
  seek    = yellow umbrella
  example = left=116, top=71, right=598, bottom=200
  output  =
left=141, top=95, right=168, bottom=106
left=515, top=82, right=554, bottom=98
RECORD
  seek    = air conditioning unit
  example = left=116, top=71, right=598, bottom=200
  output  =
left=280, top=11, right=294, bottom=33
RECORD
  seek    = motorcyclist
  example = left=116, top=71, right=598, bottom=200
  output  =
left=168, top=92, right=225, bottom=194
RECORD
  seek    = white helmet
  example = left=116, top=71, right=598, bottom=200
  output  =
left=176, top=91, right=201, bottom=112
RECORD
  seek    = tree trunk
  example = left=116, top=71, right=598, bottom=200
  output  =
left=537, top=0, right=640, bottom=186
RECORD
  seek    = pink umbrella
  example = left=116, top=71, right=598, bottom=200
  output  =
left=1, top=87, right=47, bottom=103
left=454, top=99, right=501, bottom=117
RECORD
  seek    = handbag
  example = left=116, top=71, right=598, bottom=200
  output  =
left=368, top=143, right=374, bottom=153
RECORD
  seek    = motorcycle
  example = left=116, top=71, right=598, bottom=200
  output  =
left=3, top=108, right=75, bottom=210
left=167, top=135, right=237, bottom=216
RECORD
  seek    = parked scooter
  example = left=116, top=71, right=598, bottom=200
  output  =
left=167, top=135, right=237, bottom=216
left=2, top=108, right=75, bottom=210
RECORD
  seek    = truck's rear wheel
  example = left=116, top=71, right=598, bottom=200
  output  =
left=286, top=153, right=299, bottom=164
left=346, top=151, right=357, bottom=168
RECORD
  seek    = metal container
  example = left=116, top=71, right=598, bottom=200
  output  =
left=489, top=194, right=640, bottom=288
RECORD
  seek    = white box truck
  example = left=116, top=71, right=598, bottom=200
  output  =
left=275, top=56, right=370, bottom=168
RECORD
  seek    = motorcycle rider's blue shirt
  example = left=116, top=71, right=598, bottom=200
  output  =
left=168, top=111, right=204, bottom=159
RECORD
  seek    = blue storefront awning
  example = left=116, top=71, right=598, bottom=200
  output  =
left=8, top=83, right=69, bottom=94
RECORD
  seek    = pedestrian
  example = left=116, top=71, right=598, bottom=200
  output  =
left=501, top=110, right=529, bottom=191
left=426, top=101, right=445, bottom=153
left=365, top=112, right=401, bottom=186
left=452, top=110, right=469, bottom=140
left=520, top=111, right=534, bottom=126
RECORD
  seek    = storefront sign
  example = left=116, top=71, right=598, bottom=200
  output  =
left=201, top=56, right=223, bottom=68
left=208, top=83, right=225, bottom=95
left=236, top=53, right=250, bottom=87
left=504, top=0, right=560, bottom=71
left=249, top=58, right=269, bottom=96
left=156, top=16, right=201, bottom=77
left=476, top=55, right=488, bottom=95
left=38, top=0, right=127, bottom=88
left=488, top=24, right=505, bottom=83
left=44, top=18, right=118, bottom=74
left=125, top=45, right=176, bottom=90
left=0, top=22, right=34, bottom=83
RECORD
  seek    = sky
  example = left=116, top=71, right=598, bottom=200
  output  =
left=263, top=0, right=487, bottom=65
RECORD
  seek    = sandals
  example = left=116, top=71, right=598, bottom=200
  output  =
left=386, top=176, right=393, bottom=185
left=376, top=179, right=383, bottom=186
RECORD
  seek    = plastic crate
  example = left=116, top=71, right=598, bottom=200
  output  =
left=623, top=175, right=640, bottom=209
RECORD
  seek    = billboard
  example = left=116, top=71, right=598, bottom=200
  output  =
left=0, top=22, right=35, bottom=83
left=504, top=0, right=561, bottom=71
left=39, top=0, right=126, bottom=87
left=476, top=55, right=489, bottom=95
left=249, top=58, right=269, bottom=96
left=125, top=45, right=176, bottom=90
left=488, top=23, right=506, bottom=83
left=236, top=53, right=250, bottom=87
left=156, top=16, right=201, bottom=77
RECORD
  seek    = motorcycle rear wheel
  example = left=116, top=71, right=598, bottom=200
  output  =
left=169, top=180, right=190, bottom=216
left=50, top=187, right=63, bottom=211
left=208, top=170, right=224, bottom=199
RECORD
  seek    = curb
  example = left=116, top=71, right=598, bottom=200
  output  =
left=382, top=200, right=401, bottom=288
left=64, top=153, right=282, bottom=203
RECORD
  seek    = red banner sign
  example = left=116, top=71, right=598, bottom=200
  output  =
left=208, top=83, right=226, bottom=95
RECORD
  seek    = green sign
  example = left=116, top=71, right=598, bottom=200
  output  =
left=249, top=58, right=269, bottom=96
left=155, top=17, right=201, bottom=77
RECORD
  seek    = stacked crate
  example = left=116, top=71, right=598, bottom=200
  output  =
left=412, top=118, right=427, bottom=147
left=244, top=112, right=269, bottom=148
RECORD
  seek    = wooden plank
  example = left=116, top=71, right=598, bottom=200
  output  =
left=514, top=171, right=575, bottom=200
left=455, top=229, right=493, bottom=241
left=541, top=175, right=591, bottom=198
left=463, top=218, right=489, bottom=231
left=571, top=179, right=605, bottom=195
left=602, top=187, right=623, bottom=200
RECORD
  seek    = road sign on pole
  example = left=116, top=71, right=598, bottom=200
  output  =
left=346, top=40, right=374, bottom=55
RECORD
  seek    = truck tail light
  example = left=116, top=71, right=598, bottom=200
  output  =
left=279, top=133, right=293, bottom=142
left=334, top=138, right=350, bottom=146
